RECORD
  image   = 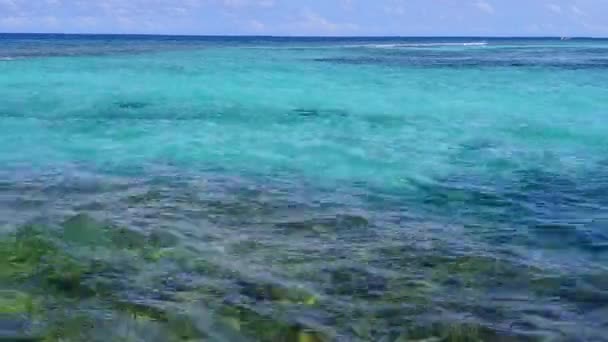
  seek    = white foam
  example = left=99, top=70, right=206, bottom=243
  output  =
left=0, top=57, right=16, bottom=61
left=345, top=42, right=488, bottom=49
left=239, top=42, right=488, bottom=50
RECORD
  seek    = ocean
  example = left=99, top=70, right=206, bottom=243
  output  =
left=1, top=34, right=607, bottom=341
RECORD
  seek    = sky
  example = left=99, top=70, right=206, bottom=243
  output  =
left=1, top=0, right=607, bottom=37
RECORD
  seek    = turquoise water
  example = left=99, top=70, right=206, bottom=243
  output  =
left=1, top=34, right=608, bottom=341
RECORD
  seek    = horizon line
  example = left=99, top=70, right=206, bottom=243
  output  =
left=1, top=32, right=607, bottom=39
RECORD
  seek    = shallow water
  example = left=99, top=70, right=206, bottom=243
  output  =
left=1, top=34, right=608, bottom=341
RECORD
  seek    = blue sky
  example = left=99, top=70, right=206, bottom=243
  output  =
left=1, top=0, right=607, bottom=36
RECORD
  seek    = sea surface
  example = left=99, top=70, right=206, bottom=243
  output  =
left=1, top=34, right=608, bottom=341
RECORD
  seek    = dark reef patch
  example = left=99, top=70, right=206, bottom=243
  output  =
left=293, top=108, right=348, bottom=118
left=1, top=167, right=608, bottom=340
left=313, top=56, right=608, bottom=70
left=115, top=101, right=149, bottom=110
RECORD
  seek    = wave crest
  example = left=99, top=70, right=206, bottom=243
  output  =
left=353, top=42, right=489, bottom=49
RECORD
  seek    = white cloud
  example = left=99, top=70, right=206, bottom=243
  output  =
left=41, top=15, right=59, bottom=27
left=167, top=6, right=188, bottom=16
left=248, top=19, right=265, bottom=32
left=299, top=9, right=340, bottom=32
left=1, top=0, right=607, bottom=37
left=384, top=0, right=406, bottom=16
left=116, top=16, right=134, bottom=26
left=474, top=0, right=494, bottom=14
left=384, top=1, right=407, bottom=16
left=547, top=3, right=562, bottom=14
left=0, top=14, right=58, bottom=29
left=0, top=16, right=26, bottom=28
left=75, top=15, right=98, bottom=27
left=258, top=0, right=274, bottom=8
left=220, top=0, right=274, bottom=9
left=582, top=22, right=608, bottom=35
left=221, top=0, right=246, bottom=8
left=90, top=0, right=203, bottom=19
left=571, top=5, right=585, bottom=16
left=339, top=0, right=353, bottom=11
left=0, top=0, right=19, bottom=12
left=287, top=9, right=358, bottom=35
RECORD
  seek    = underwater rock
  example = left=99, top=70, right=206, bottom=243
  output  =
left=0, top=320, right=39, bottom=342
left=126, top=190, right=164, bottom=205
left=0, top=291, right=39, bottom=341
left=0, top=291, right=36, bottom=315
left=0, top=219, right=212, bottom=340
left=41, top=314, right=99, bottom=341
left=61, top=213, right=173, bottom=259
left=379, top=278, right=435, bottom=307
left=178, top=257, right=227, bottom=279
left=61, top=213, right=111, bottom=246
left=114, top=300, right=169, bottom=322
left=148, top=229, right=180, bottom=249
left=113, top=300, right=210, bottom=340
left=2, top=221, right=129, bottom=298
left=294, top=109, right=319, bottom=117
left=42, top=256, right=96, bottom=298
left=1, top=225, right=59, bottom=281
left=201, top=198, right=276, bottom=221
left=229, top=239, right=269, bottom=255
left=322, top=266, right=387, bottom=298
left=428, top=254, right=538, bottom=291
left=286, top=327, right=327, bottom=342
left=399, top=322, right=522, bottom=342
left=115, top=101, right=148, bottom=109
left=292, top=108, right=348, bottom=118
left=219, top=304, right=328, bottom=342
left=109, top=226, right=148, bottom=250
left=276, top=214, right=369, bottom=237
left=236, top=279, right=317, bottom=305
left=166, top=313, right=209, bottom=340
